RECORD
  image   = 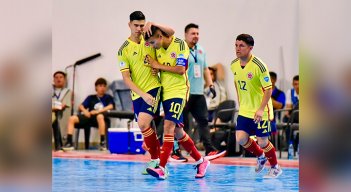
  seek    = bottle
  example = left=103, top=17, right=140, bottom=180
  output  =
left=288, top=141, right=294, bottom=160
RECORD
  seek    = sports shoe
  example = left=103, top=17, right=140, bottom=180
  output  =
left=146, top=166, right=169, bottom=180
left=204, top=150, right=227, bottom=161
left=99, top=141, right=107, bottom=151
left=255, top=156, right=268, bottom=173
left=194, top=158, right=210, bottom=178
left=169, top=149, right=188, bottom=162
left=263, top=166, right=283, bottom=178
left=142, top=159, right=159, bottom=175
left=62, top=142, right=74, bottom=151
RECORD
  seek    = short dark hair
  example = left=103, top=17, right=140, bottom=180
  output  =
left=236, top=34, right=254, bottom=46
left=53, top=71, right=66, bottom=78
left=129, top=11, right=145, bottom=21
left=185, top=23, right=199, bottom=33
left=293, top=75, right=299, bottom=81
left=269, top=71, right=277, bottom=80
left=95, top=77, right=107, bottom=86
left=144, top=25, right=168, bottom=41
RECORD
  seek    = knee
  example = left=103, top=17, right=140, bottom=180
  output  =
left=96, top=114, right=104, bottom=121
left=257, top=138, right=269, bottom=148
left=174, top=127, right=185, bottom=139
left=236, top=134, right=248, bottom=146
left=137, top=122, right=148, bottom=131
left=69, top=116, right=77, bottom=123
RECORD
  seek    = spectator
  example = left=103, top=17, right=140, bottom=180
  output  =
left=269, top=71, right=285, bottom=146
left=284, top=75, right=299, bottom=122
left=205, top=63, right=228, bottom=122
left=52, top=71, right=71, bottom=151
left=62, top=78, right=115, bottom=151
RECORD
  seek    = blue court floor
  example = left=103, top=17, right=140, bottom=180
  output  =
left=53, top=158, right=298, bottom=192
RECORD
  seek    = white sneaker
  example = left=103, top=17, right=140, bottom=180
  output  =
left=255, top=156, right=267, bottom=173
left=263, top=166, right=283, bottom=178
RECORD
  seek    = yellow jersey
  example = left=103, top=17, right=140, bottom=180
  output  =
left=231, top=55, right=274, bottom=121
left=156, top=36, right=190, bottom=100
left=117, top=37, right=161, bottom=100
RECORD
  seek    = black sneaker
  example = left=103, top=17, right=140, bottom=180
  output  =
left=99, top=141, right=107, bottom=151
left=62, top=142, right=74, bottom=151
left=169, top=148, right=188, bottom=162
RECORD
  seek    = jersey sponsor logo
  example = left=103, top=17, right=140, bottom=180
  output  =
left=133, top=51, right=137, bottom=56
left=264, top=76, right=270, bottom=82
left=247, top=72, right=253, bottom=80
left=120, top=61, right=126, bottom=67
left=176, top=58, right=187, bottom=66
left=147, top=107, right=152, bottom=112
left=170, top=52, right=177, bottom=58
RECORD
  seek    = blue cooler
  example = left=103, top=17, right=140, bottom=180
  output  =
left=108, top=128, right=145, bottom=154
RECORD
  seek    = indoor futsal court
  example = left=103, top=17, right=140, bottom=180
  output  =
left=53, top=151, right=299, bottom=191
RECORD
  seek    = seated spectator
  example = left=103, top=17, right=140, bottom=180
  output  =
left=284, top=75, right=299, bottom=122
left=283, top=75, right=299, bottom=151
left=270, top=71, right=286, bottom=125
left=52, top=71, right=72, bottom=151
left=205, top=63, right=227, bottom=122
left=269, top=71, right=286, bottom=146
left=63, top=78, right=115, bottom=151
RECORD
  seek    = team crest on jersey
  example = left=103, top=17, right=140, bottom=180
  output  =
left=145, top=41, right=150, bottom=47
left=198, top=49, right=202, bottom=54
left=170, top=52, right=177, bottom=58
left=119, top=61, right=126, bottom=67
left=247, top=72, right=253, bottom=80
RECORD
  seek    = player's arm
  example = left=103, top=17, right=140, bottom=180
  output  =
left=254, top=88, right=272, bottom=123
left=204, top=67, right=213, bottom=88
left=145, top=55, right=185, bottom=75
left=144, top=22, right=175, bottom=37
left=121, top=70, right=156, bottom=106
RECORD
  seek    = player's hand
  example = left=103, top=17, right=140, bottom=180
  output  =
left=253, top=109, right=264, bottom=124
left=83, top=110, right=91, bottom=118
left=142, top=93, right=156, bottom=107
left=144, top=22, right=154, bottom=37
left=151, top=68, right=159, bottom=76
left=145, top=55, right=158, bottom=69
left=209, top=85, right=216, bottom=99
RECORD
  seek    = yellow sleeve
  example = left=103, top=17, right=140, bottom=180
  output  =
left=176, top=41, right=189, bottom=67
left=259, top=66, right=272, bottom=90
left=118, top=50, right=130, bottom=72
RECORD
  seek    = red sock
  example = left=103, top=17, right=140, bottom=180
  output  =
left=242, top=138, right=264, bottom=157
left=178, top=133, right=202, bottom=161
left=159, top=134, right=174, bottom=168
left=141, top=127, right=160, bottom=159
left=262, top=141, right=278, bottom=167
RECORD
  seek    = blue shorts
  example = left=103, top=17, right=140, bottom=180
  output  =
left=236, top=115, right=272, bottom=137
left=132, top=87, right=161, bottom=121
left=162, top=98, right=186, bottom=127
